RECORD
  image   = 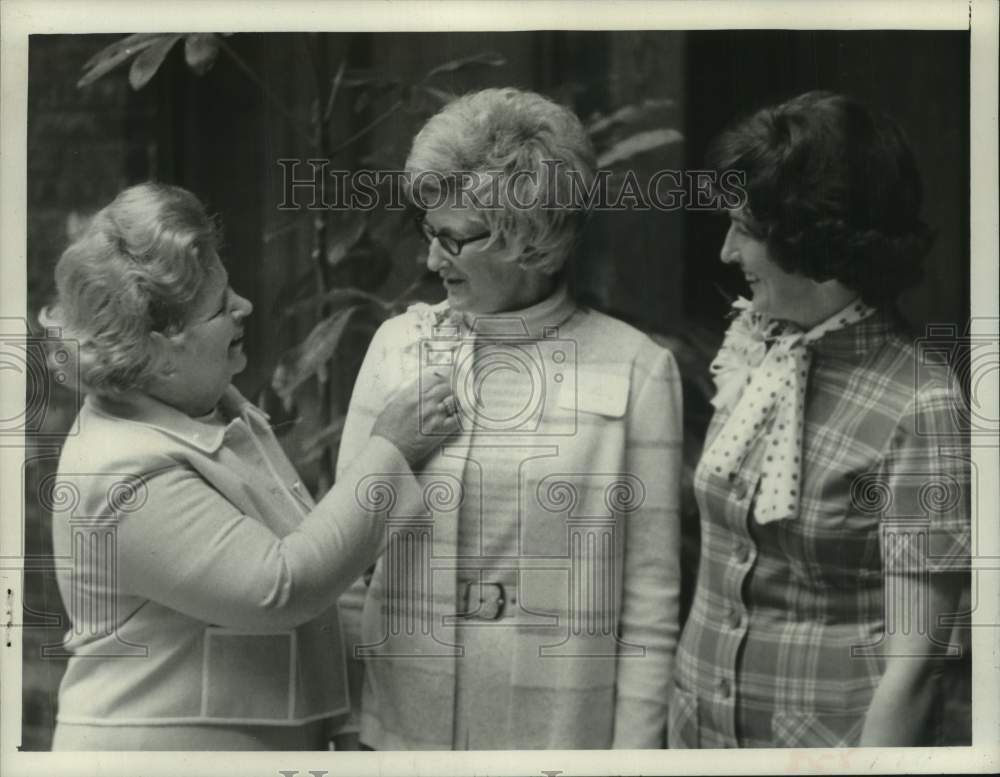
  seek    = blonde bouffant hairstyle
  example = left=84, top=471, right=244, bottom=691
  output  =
left=405, top=87, right=596, bottom=275
left=40, top=182, right=219, bottom=394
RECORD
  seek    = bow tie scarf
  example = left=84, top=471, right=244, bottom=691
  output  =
left=702, top=298, right=877, bottom=524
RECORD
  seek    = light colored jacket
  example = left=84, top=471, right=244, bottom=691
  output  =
left=51, top=386, right=414, bottom=727
left=337, top=289, right=684, bottom=749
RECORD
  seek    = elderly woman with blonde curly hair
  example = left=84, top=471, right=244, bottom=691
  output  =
left=334, top=87, right=684, bottom=750
left=42, top=182, right=458, bottom=750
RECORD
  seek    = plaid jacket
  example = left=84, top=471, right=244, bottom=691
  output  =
left=669, top=310, right=970, bottom=748
left=336, top=287, right=684, bottom=749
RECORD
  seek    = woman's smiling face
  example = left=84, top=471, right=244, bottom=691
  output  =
left=720, top=208, right=825, bottom=323
left=147, top=251, right=253, bottom=416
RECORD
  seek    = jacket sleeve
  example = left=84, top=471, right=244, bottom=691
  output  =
left=611, top=342, right=684, bottom=748
left=331, top=318, right=400, bottom=737
left=114, top=433, right=416, bottom=633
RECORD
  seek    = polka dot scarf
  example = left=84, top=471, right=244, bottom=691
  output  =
left=702, top=297, right=877, bottom=524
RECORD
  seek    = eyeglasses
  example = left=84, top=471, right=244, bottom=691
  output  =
left=414, top=213, right=491, bottom=257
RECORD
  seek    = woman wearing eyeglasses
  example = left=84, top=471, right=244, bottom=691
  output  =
left=43, top=183, right=459, bottom=750
left=333, top=88, right=684, bottom=750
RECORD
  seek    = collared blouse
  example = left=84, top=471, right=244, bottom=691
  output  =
left=669, top=309, right=970, bottom=748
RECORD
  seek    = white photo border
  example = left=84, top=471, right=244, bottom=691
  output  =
left=1, top=1, right=996, bottom=775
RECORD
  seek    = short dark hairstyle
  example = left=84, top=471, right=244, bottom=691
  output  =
left=707, top=90, right=932, bottom=306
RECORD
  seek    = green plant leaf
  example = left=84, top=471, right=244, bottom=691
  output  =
left=299, top=416, right=347, bottom=464
left=327, top=97, right=403, bottom=156
left=282, top=288, right=390, bottom=320
left=329, top=235, right=393, bottom=292
left=77, top=33, right=164, bottom=87
left=256, top=383, right=300, bottom=435
left=326, top=213, right=368, bottom=266
left=341, top=70, right=400, bottom=89
left=81, top=33, right=164, bottom=70
left=353, top=90, right=371, bottom=114
left=388, top=270, right=445, bottom=313
left=128, top=34, right=183, bottom=90
left=271, top=268, right=320, bottom=315
left=271, top=305, right=363, bottom=401
left=586, top=98, right=675, bottom=137
left=596, top=128, right=683, bottom=167
left=323, top=59, right=347, bottom=122
left=424, top=51, right=506, bottom=80
left=414, top=84, right=455, bottom=108
left=184, top=33, right=220, bottom=75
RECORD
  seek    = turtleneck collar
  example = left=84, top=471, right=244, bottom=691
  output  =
left=453, top=283, right=578, bottom=340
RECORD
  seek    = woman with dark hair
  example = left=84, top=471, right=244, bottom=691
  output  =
left=42, top=183, right=458, bottom=750
left=668, top=91, right=969, bottom=748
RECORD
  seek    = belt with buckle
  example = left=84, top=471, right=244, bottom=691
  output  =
left=456, top=578, right=516, bottom=621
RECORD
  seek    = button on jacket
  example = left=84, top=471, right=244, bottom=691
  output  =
left=669, top=310, right=970, bottom=748
left=52, top=386, right=414, bottom=728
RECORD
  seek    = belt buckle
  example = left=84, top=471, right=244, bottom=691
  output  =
left=460, top=581, right=506, bottom=620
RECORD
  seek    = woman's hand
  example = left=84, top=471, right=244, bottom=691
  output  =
left=859, top=570, right=965, bottom=746
left=371, top=371, right=459, bottom=468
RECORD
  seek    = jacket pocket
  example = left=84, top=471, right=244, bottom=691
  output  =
left=202, top=627, right=295, bottom=721
left=561, top=368, right=629, bottom=418
left=666, top=684, right=699, bottom=748
left=771, top=709, right=865, bottom=747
